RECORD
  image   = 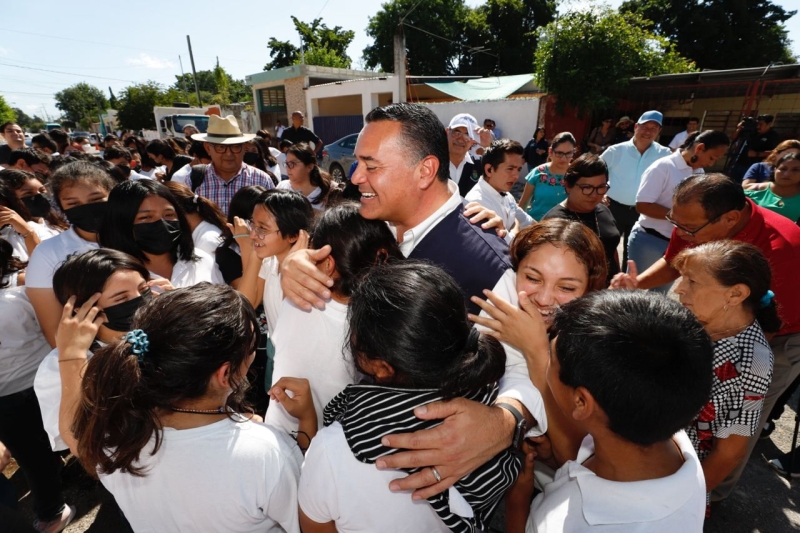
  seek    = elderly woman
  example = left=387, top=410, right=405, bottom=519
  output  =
left=742, top=139, right=800, bottom=187
left=629, top=130, right=730, bottom=293
left=672, top=240, right=778, bottom=508
left=542, top=154, right=620, bottom=280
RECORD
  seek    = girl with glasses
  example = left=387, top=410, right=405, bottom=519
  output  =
left=518, top=132, right=576, bottom=221
left=542, top=154, right=620, bottom=281
left=278, top=143, right=342, bottom=210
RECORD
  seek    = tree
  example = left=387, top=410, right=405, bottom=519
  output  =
left=534, top=8, right=696, bottom=114
left=117, top=81, right=163, bottom=131
left=54, top=83, right=108, bottom=125
left=265, top=16, right=354, bottom=70
left=364, top=0, right=472, bottom=75
left=620, top=0, right=796, bottom=70
left=0, top=96, right=16, bottom=125
left=108, top=87, right=119, bottom=110
left=172, top=67, right=251, bottom=104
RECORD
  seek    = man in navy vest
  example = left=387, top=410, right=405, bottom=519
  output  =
left=280, top=102, right=544, bottom=501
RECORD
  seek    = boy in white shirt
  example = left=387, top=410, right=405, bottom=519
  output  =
left=465, top=140, right=534, bottom=243
left=500, top=290, right=712, bottom=532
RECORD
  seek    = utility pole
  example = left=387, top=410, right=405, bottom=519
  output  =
left=178, top=55, right=189, bottom=102
left=393, top=25, right=407, bottom=103
left=186, top=35, right=202, bottom=107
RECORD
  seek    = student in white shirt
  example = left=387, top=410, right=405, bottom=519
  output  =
left=57, top=283, right=303, bottom=533
left=34, top=249, right=160, bottom=453
left=478, top=290, right=712, bottom=532
left=278, top=142, right=342, bottom=210
left=27, top=161, right=116, bottom=347
left=236, top=189, right=314, bottom=336
left=163, top=181, right=228, bottom=256
left=266, top=202, right=403, bottom=435
left=98, top=180, right=224, bottom=288
left=299, top=261, right=519, bottom=533
left=465, top=139, right=534, bottom=242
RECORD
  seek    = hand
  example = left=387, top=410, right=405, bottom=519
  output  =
left=601, top=195, right=610, bottom=206
left=505, top=446, right=536, bottom=506
left=526, top=435, right=556, bottom=469
left=463, top=202, right=507, bottom=239
left=468, top=289, right=549, bottom=357
left=269, top=377, right=317, bottom=425
left=55, top=294, right=104, bottom=359
left=226, top=216, right=251, bottom=243
left=377, top=398, right=514, bottom=500
left=155, top=172, right=166, bottom=181
left=0, top=441, right=10, bottom=471
left=0, top=206, right=31, bottom=234
left=280, top=243, right=333, bottom=311
left=608, top=260, right=639, bottom=290
left=146, top=278, right=175, bottom=294
left=477, top=127, right=493, bottom=147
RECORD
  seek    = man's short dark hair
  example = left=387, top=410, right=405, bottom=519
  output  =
left=104, top=134, right=118, bottom=143
left=9, top=147, right=51, bottom=168
left=757, top=114, right=774, bottom=124
left=279, top=140, right=293, bottom=150
left=146, top=139, right=177, bottom=160
left=32, top=134, right=57, bottom=153
left=482, top=139, right=523, bottom=171
left=365, top=103, right=449, bottom=183
left=673, top=173, right=746, bottom=220
left=687, top=117, right=700, bottom=123
left=48, top=129, right=69, bottom=145
left=551, top=290, right=713, bottom=446
left=103, top=146, right=133, bottom=162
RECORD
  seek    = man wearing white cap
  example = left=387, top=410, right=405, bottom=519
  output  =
left=186, top=115, right=274, bottom=215
left=447, top=113, right=493, bottom=197
left=600, top=110, right=671, bottom=264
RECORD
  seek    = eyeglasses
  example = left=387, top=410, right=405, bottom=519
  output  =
left=665, top=212, right=721, bottom=237
left=552, top=150, right=575, bottom=159
left=285, top=160, right=301, bottom=170
left=450, top=130, right=471, bottom=140
left=246, top=219, right=280, bottom=240
left=210, top=143, right=244, bottom=154
left=576, top=183, right=610, bottom=196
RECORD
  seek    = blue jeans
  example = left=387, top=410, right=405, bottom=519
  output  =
left=628, top=224, right=671, bottom=294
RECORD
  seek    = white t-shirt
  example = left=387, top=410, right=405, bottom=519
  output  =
left=149, top=249, right=224, bottom=288
left=258, top=256, right=283, bottom=335
left=527, top=431, right=706, bottom=532
left=34, top=347, right=94, bottom=451
left=191, top=220, right=223, bottom=256
left=170, top=164, right=191, bottom=184
left=465, top=177, right=534, bottom=243
left=137, top=165, right=166, bottom=179
left=669, top=130, right=690, bottom=151
left=100, top=417, right=303, bottom=533
left=26, top=226, right=99, bottom=289
left=0, top=220, right=61, bottom=262
left=0, top=287, right=51, bottom=397
left=299, top=422, right=452, bottom=533
left=276, top=179, right=322, bottom=210
left=266, top=299, right=355, bottom=434
left=635, top=150, right=704, bottom=238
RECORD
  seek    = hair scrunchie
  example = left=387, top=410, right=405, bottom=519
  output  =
left=759, top=290, right=775, bottom=309
left=465, top=327, right=481, bottom=354
left=124, top=329, right=149, bottom=365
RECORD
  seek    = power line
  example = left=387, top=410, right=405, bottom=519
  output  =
left=402, top=23, right=499, bottom=58
left=0, top=89, right=56, bottom=96
left=316, top=0, right=331, bottom=17
left=400, top=0, right=425, bottom=23
left=0, top=62, right=139, bottom=83
left=0, top=27, right=171, bottom=55
left=0, top=57, right=135, bottom=71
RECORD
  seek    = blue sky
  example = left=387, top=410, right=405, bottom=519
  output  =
left=1, top=0, right=798, bottom=122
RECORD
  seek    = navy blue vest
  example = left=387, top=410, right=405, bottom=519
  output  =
left=409, top=203, right=511, bottom=316
left=458, top=161, right=479, bottom=197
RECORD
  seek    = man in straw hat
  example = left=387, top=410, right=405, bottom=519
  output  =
left=185, top=114, right=274, bottom=215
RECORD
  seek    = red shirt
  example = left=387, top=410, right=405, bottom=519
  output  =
left=665, top=199, right=800, bottom=336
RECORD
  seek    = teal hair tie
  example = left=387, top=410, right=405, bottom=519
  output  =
left=124, top=329, right=149, bottom=365
left=759, top=290, right=775, bottom=309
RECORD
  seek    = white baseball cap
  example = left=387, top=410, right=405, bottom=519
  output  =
left=448, top=113, right=479, bottom=142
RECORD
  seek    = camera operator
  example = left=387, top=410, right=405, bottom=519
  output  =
left=748, top=115, right=781, bottom=163
left=729, top=115, right=780, bottom=181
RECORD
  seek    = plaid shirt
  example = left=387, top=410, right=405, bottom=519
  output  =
left=184, top=163, right=274, bottom=215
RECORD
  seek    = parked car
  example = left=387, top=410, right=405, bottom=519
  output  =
left=70, top=131, right=93, bottom=141
left=321, top=133, right=359, bottom=183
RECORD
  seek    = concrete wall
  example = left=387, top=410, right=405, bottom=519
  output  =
left=306, top=78, right=399, bottom=125
left=284, top=77, right=307, bottom=118
left=421, top=98, right=541, bottom=145
left=315, top=95, right=363, bottom=116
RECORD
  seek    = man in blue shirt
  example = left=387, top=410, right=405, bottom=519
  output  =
left=600, top=110, right=671, bottom=264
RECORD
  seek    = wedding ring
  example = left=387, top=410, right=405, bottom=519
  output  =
left=431, top=466, right=442, bottom=483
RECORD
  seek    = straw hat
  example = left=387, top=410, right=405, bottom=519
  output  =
left=191, top=115, right=255, bottom=144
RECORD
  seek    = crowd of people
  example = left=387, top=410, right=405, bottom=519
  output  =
left=0, top=101, right=798, bottom=533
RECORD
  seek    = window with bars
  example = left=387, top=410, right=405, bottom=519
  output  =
left=259, top=88, right=286, bottom=111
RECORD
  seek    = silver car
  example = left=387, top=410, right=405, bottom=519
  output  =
left=322, top=133, right=359, bottom=183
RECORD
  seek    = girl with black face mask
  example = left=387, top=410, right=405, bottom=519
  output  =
left=33, top=248, right=163, bottom=456
left=99, top=180, right=224, bottom=288
left=0, top=169, right=68, bottom=246
left=0, top=179, right=43, bottom=261
left=25, top=161, right=116, bottom=348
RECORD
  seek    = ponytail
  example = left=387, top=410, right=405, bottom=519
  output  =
left=680, top=129, right=730, bottom=151
left=756, top=299, right=782, bottom=334
left=440, top=331, right=506, bottom=399
left=162, top=181, right=231, bottom=237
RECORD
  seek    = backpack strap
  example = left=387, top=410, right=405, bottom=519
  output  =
left=189, top=164, right=208, bottom=192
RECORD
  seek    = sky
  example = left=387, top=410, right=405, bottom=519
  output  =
left=1, top=0, right=798, bottom=123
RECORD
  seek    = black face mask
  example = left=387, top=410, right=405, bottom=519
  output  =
left=243, top=152, right=264, bottom=167
left=22, top=194, right=52, bottom=218
left=116, top=165, right=132, bottom=178
left=102, top=289, right=152, bottom=332
left=64, top=202, right=108, bottom=234
left=133, top=219, right=182, bottom=255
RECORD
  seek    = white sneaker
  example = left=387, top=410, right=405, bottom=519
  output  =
left=33, top=504, right=76, bottom=533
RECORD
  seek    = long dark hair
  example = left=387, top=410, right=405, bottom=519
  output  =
left=287, top=142, right=339, bottom=206
left=73, top=283, right=259, bottom=476
left=0, top=238, right=26, bottom=288
left=163, top=181, right=230, bottom=237
left=310, top=202, right=402, bottom=297
left=53, top=249, right=150, bottom=307
left=0, top=169, right=69, bottom=230
left=349, top=261, right=506, bottom=398
left=99, top=180, right=195, bottom=264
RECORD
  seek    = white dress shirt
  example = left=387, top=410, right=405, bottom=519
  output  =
left=465, top=177, right=534, bottom=243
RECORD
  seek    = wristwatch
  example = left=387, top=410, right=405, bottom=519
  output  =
left=496, top=402, right=527, bottom=450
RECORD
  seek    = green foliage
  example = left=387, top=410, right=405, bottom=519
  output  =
left=534, top=8, right=696, bottom=114
left=265, top=17, right=354, bottom=70
left=108, top=87, right=119, bottom=110
left=11, top=107, right=44, bottom=131
left=172, top=66, right=251, bottom=104
left=0, top=96, right=16, bottom=125
left=54, top=83, right=108, bottom=125
left=620, top=0, right=797, bottom=70
left=117, top=81, right=164, bottom=131
left=213, top=59, right=231, bottom=105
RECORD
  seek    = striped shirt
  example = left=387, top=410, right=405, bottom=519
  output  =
left=182, top=163, right=274, bottom=215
